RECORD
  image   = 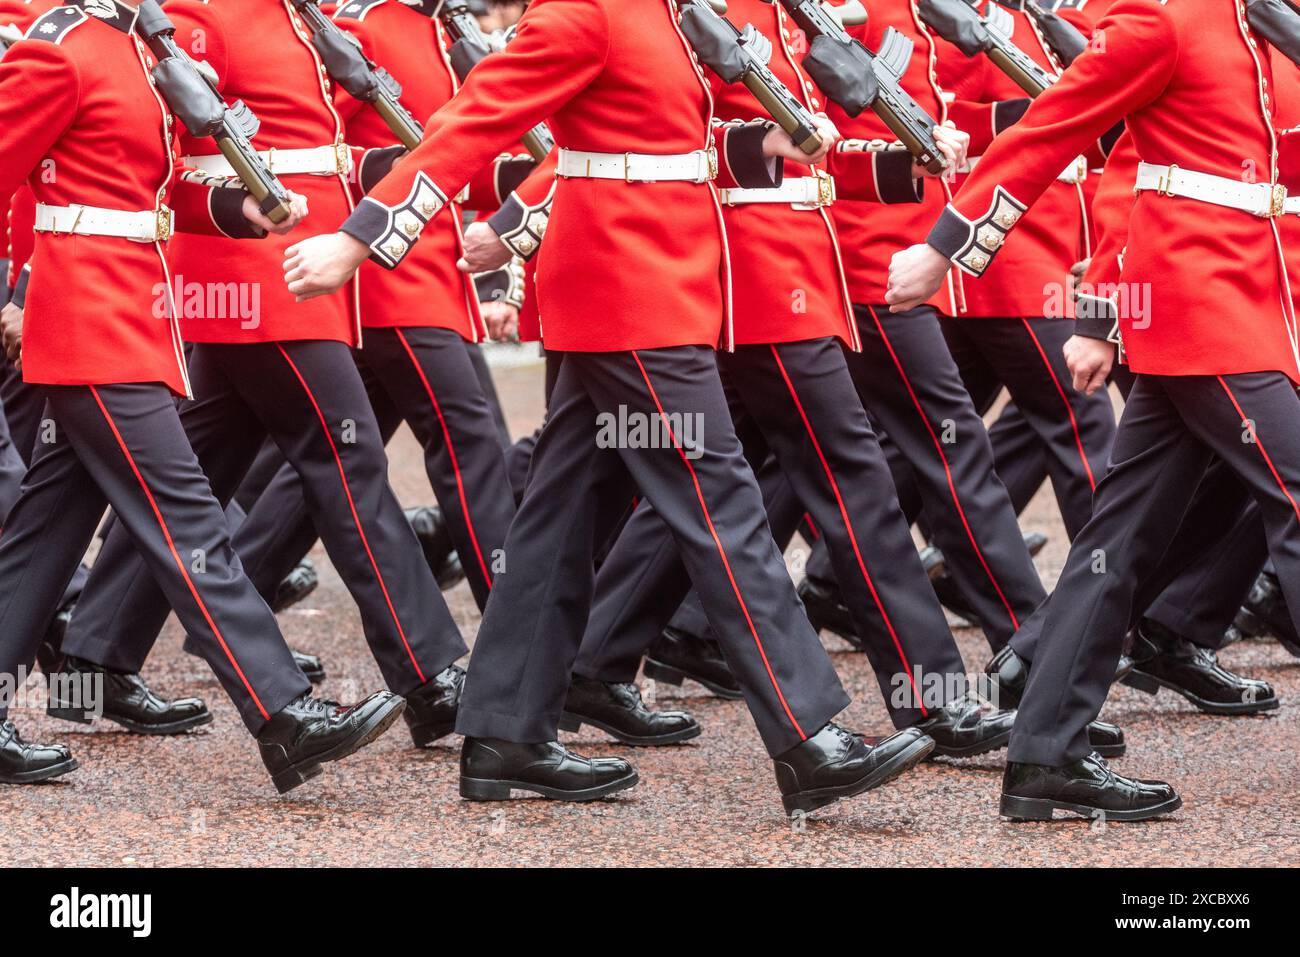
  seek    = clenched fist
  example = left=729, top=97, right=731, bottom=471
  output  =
left=886, top=243, right=950, bottom=312
left=283, top=232, right=370, bottom=301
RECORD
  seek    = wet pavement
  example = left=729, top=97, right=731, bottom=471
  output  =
left=3, top=360, right=1297, bottom=867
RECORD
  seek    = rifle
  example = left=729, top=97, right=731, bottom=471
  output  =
left=436, top=0, right=555, bottom=162
left=288, top=0, right=424, bottom=150
left=134, top=0, right=294, bottom=223
left=918, top=0, right=1055, bottom=97
left=679, top=0, right=824, bottom=155
left=776, top=0, right=948, bottom=174
left=1022, top=1, right=1087, bottom=66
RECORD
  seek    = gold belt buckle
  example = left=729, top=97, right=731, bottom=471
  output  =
left=705, top=147, right=718, bottom=183
left=624, top=152, right=634, bottom=183
left=335, top=142, right=350, bottom=175
left=156, top=205, right=173, bottom=242
left=1269, top=183, right=1287, bottom=218
left=1155, top=163, right=1179, bottom=197
left=816, top=171, right=835, bottom=207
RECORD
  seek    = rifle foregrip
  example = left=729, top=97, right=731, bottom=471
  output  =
left=521, top=126, right=554, bottom=163
left=988, top=48, right=1050, bottom=97
left=745, top=78, right=821, bottom=155
left=373, top=97, right=424, bottom=151
left=218, top=140, right=293, bottom=224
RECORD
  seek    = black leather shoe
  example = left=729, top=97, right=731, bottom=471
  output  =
left=459, top=737, right=638, bottom=801
left=404, top=664, right=464, bottom=747
left=257, top=691, right=406, bottom=794
left=292, top=649, right=327, bottom=685
left=643, top=626, right=743, bottom=699
left=271, top=558, right=318, bottom=614
left=1088, top=719, right=1126, bottom=758
left=47, top=655, right=212, bottom=734
left=1123, top=619, right=1279, bottom=715
left=1001, top=753, right=1180, bottom=822
left=774, top=723, right=934, bottom=815
left=183, top=633, right=325, bottom=684
left=986, top=646, right=1127, bottom=756
left=1022, top=530, right=1049, bottom=557
left=561, top=674, right=701, bottom=746
left=986, top=644, right=1132, bottom=705
left=406, top=505, right=465, bottom=591
left=796, top=576, right=865, bottom=650
left=919, top=695, right=1014, bottom=758
left=1234, top=571, right=1300, bottom=657
left=35, top=602, right=75, bottom=678
left=0, top=721, right=78, bottom=784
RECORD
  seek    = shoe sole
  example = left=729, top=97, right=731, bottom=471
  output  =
left=48, top=704, right=214, bottom=736
left=1000, top=792, right=1182, bottom=822
left=558, top=711, right=702, bottom=747
left=781, top=734, right=935, bottom=816
left=301, top=666, right=327, bottom=686
left=271, top=697, right=407, bottom=795
left=0, top=757, right=79, bottom=784
left=929, top=726, right=1012, bottom=759
left=643, top=658, right=744, bottom=701
left=1121, top=669, right=1281, bottom=716
left=1093, top=741, right=1127, bottom=758
left=459, top=769, right=639, bottom=802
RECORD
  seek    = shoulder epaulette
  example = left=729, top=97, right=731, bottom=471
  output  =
left=26, top=5, right=88, bottom=44
left=334, top=0, right=387, bottom=22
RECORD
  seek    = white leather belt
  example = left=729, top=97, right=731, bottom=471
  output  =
left=185, top=144, right=350, bottom=178
left=966, top=155, right=1086, bottom=184
left=1135, top=162, right=1287, bottom=218
left=556, top=147, right=717, bottom=184
left=34, top=203, right=173, bottom=243
left=718, top=174, right=836, bottom=210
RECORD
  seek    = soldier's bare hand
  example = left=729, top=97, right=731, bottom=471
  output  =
left=244, top=190, right=309, bottom=236
left=2, top=301, right=22, bottom=370
left=1068, top=257, right=1091, bottom=300
left=763, top=115, right=839, bottom=167
left=283, top=232, right=369, bottom=301
left=1063, top=334, right=1114, bottom=395
left=916, top=123, right=969, bottom=178
left=458, top=221, right=513, bottom=273
left=480, top=300, right=519, bottom=342
left=886, top=243, right=950, bottom=312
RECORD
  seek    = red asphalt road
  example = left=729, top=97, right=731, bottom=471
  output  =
left=2, top=360, right=1298, bottom=867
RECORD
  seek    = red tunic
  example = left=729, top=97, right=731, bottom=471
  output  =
left=0, top=0, right=257, bottom=394
left=710, top=0, right=922, bottom=348
left=167, top=0, right=357, bottom=346
left=930, top=0, right=1300, bottom=383
left=939, top=0, right=1090, bottom=318
left=333, top=0, right=485, bottom=341
left=0, top=0, right=59, bottom=287
left=345, top=0, right=790, bottom=353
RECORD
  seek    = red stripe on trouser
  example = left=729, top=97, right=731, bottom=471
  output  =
left=1217, top=377, right=1300, bottom=525
left=770, top=345, right=928, bottom=717
left=1019, top=317, right=1097, bottom=491
left=393, top=328, right=493, bottom=589
left=88, top=386, right=269, bottom=720
left=631, top=352, right=806, bottom=740
left=276, top=345, right=427, bottom=684
left=803, top=513, right=820, bottom=540
left=866, top=306, right=1021, bottom=630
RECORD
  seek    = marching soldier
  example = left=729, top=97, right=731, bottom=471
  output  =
left=0, top=0, right=405, bottom=790
left=889, top=0, right=1299, bottom=821
left=565, top=0, right=1019, bottom=761
left=285, top=0, right=938, bottom=814
left=52, top=0, right=470, bottom=751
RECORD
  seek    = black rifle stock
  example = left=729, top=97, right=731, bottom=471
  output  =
left=1246, top=0, right=1300, bottom=66
left=918, top=0, right=1054, bottom=96
left=134, top=0, right=294, bottom=223
left=777, top=0, right=947, bottom=174
left=289, top=0, right=424, bottom=150
left=679, top=0, right=823, bottom=155
left=436, top=0, right=555, bottom=162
